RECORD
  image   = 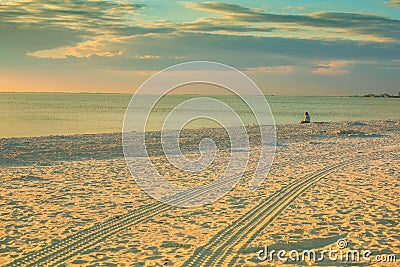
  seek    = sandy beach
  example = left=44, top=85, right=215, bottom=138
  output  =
left=2, top=0, right=399, bottom=265
left=1, top=120, right=399, bottom=266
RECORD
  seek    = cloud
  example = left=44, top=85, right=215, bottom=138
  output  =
left=180, top=20, right=276, bottom=34
left=108, top=26, right=175, bottom=37
left=0, top=0, right=145, bottom=33
left=0, top=1, right=399, bottom=95
left=313, top=60, right=354, bottom=75
left=0, top=0, right=177, bottom=41
left=1, top=1, right=399, bottom=70
left=186, top=2, right=400, bottom=42
left=0, top=0, right=162, bottom=58
left=84, top=32, right=398, bottom=72
left=25, top=25, right=175, bottom=59
left=26, top=35, right=125, bottom=58
left=245, top=65, right=294, bottom=73
left=385, top=0, right=400, bottom=8
left=135, top=55, right=161, bottom=59
left=184, top=2, right=259, bottom=14
left=27, top=47, right=123, bottom=59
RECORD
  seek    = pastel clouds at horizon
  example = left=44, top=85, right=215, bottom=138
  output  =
left=0, top=0, right=399, bottom=95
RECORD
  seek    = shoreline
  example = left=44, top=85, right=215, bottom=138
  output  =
left=0, top=119, right=398, bottom=140
left=1, top=120, right=398, bottom=168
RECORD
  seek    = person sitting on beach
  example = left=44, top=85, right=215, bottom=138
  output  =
left=301, top=112, right=310, bottom=123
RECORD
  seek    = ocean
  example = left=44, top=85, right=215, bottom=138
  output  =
left=0, top=93, right=398, bottom=138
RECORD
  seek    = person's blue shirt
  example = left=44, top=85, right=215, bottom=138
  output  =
left=305, top=114, right=310, bottom=122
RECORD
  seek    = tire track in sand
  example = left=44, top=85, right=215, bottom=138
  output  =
left=9, top=152, right=381, bottom=266
left=6, top=161, right=260, bottom=267
left=183, top=156, right=367, bottom=267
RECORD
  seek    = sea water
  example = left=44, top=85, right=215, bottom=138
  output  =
left=0, top=93, right=398, bottom=137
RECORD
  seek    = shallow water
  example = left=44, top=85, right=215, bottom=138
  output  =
left=0, top=93, right=398, bottom=137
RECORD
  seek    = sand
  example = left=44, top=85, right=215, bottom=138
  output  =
left=0, top=120, right=399, bottom=266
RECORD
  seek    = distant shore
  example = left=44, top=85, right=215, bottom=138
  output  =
left=352, top=93, right=400, bottom=98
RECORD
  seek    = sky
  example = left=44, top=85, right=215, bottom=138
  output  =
left=0, top=0, right=399, bottom=95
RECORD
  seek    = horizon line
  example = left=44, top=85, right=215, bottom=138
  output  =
left=0, top=91, right=371, bottom=97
